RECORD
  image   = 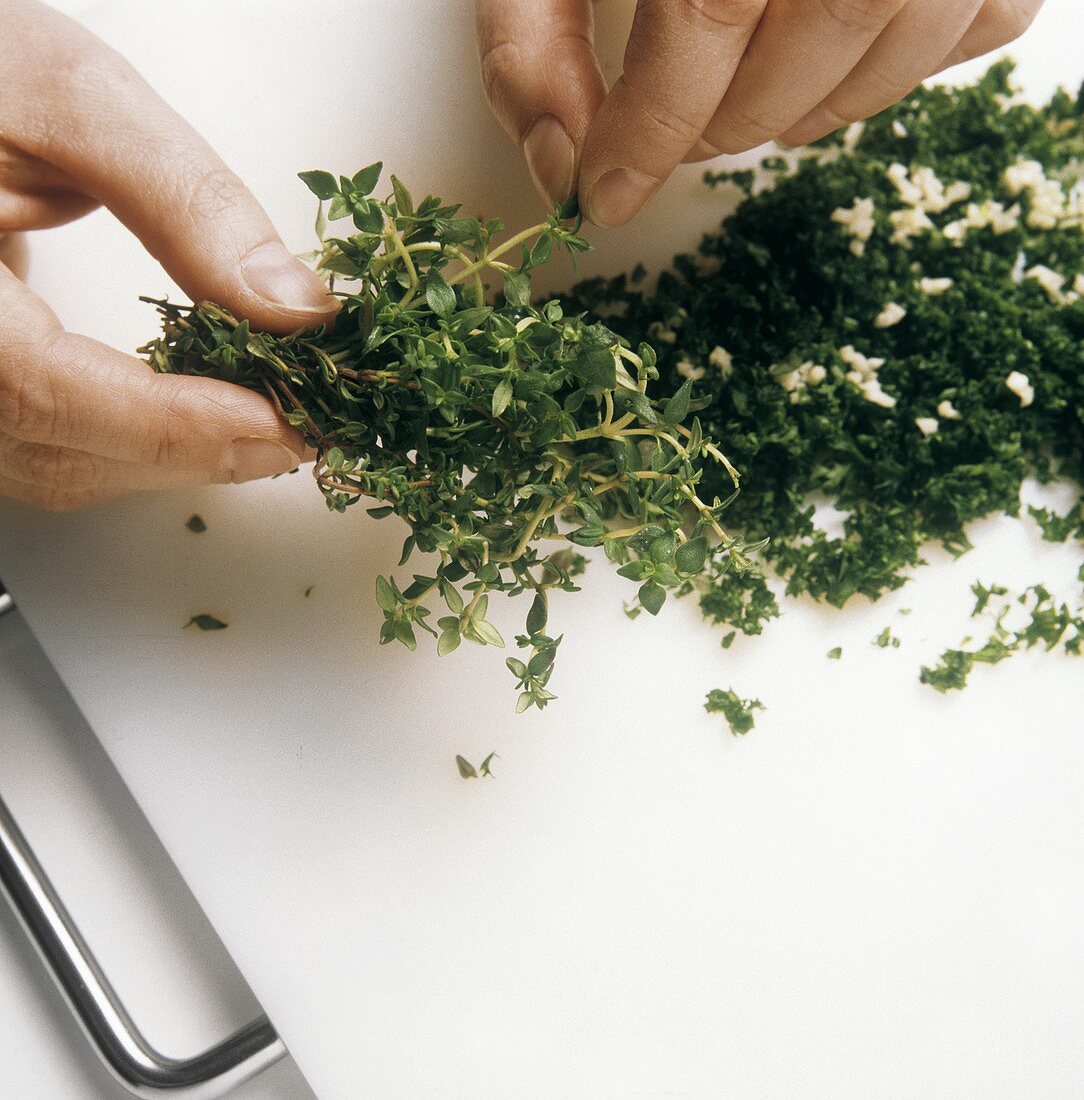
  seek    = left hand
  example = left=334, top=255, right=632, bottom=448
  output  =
left=475, top=0, right=1045, bottom=227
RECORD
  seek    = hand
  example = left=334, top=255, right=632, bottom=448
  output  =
left=476, top=0, right=1044, bottom=226
left=0, top=0, right=339, bottom=511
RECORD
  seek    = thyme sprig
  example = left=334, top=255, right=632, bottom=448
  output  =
left=142, top=167, right=758, bottom=709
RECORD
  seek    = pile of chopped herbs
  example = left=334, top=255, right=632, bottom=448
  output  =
left=567, top=61, right=1083, bottom=655
left=143, top=168, right=761, bottom=710
left=150, top=61, right=1082, bottom=729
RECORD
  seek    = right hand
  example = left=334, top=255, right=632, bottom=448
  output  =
left=0, top=0, right=339, bottom=511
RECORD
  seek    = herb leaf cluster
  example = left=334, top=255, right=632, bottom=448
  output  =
left=143, top=168, right=757, bottom=709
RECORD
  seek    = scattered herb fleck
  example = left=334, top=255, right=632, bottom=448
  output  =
left=184, top=614, right=228, bottom=631
left=827, top=646, right=842, bottom=659
left=704, top=688, right=765, bottom=735
left=185, top=514, right=207, bottom=533
left=455, top=755, right=478, bottom=779
left=873, top=627, right=901, bottom=649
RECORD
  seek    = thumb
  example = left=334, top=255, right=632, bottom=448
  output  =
left=11, top=3, right=337, bottom=334
left=475, top=0, right=607, bottom=208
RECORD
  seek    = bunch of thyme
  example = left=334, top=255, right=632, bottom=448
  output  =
left=142, top=166, right=761, bottom=710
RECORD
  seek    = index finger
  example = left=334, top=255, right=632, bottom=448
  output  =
left=0, top=264, right=307, bottom=476
left=578, top=0, right=767, bottom=227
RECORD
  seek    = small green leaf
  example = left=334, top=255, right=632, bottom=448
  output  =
left=525, top=592, right=548, bottom=636
left=492, top=378, right=514, bottom=418
left=351, top=161, right=383, bottom=196
left=638, top=581, right=665, bottom=616
left=827, top=646, right=842, bottom=660
left=503, top=271, right=531, bottom=308
left=425, top=273, right=457, bottom=318
left=184, top=614, right=228, bottom=631
left=663, top=379, right=692, bottom=424
left=437, top=630, right=461, bottom=656
left=455, top=755, right=478, bottom=779
left=479, top=752, right=497, bottom=777
left=570, top=346, right=616, bottom=390
left=375, top=575, right=398, bottom=612
left=298, top=170, right=338, bottom=200
left=674, top=536, right=708, bottom=574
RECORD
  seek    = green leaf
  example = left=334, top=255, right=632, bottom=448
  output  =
left=674, top=536, right=708, bottom=574
left=663, top=379, right=692, bottom=424
left=437, top=629, right=461, bottom=656
left=492, top=378, right=514, bottom=418
left=473, top=619, right=505, bottom=648
left=479, top=752, right=497, bottom=777
left=184, top=613, right=228, bottom=631
left=391, top=174, right=413, bottom=216
left=617, top=560, right=654, bottom=582
left=375, top=575, right=398, bottom=613
left=827, top=646, right=842, bottom=659
left=456, top=755, right=478, bottom=779
left=570, top=346, right=616, bottom=390
left=525, top=592, right=548, bottom=635
left=425, top=273, right=457, bottom=318
left=351, top=161, right=383, bottom=196
left=638, top=581, right=665, bottom=616
left=298, top=170, right=338, bottom=200
left=503, top=271, right=531, bottom=309
left=393, top=619, right=417, bottom=650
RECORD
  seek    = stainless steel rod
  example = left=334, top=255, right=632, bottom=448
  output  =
left=0, top=588, right=285, bottom=1097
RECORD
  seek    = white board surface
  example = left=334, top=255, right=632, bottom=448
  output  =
left=1, top=2, right=1082, bottom=1097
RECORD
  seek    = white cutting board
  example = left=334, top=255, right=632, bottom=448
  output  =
left=2, top=2, right=1083, bottom=1097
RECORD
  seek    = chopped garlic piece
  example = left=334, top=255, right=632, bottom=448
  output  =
left=918, top=276, right=953, bottom=295
left=915, top=417, right=939, bottom=436
left=708, top=345, right=734, bottom=377
left=1024, top=264, right=1066, bottom=302
left=840, top=345, right=896, bottom=409
left=889, top=206, right=934, bottom=244
left=1005, top=370, right=1034, bottom=407
left=936, top=400, right=961, bottom=420
left=874, top=302, right=907, bottom=328
left=831, top=196, right=876, bottom=254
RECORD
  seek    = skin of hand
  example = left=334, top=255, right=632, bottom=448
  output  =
left=476, top=0, right=1046, bottom=226
left=0, top=0, right=339, bottom=511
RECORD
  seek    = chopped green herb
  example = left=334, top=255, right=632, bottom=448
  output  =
left=455, top=755, right=478, bottom=779
left=827, top=646, right=842, bottom=659
left=185, top=514, right=207, bottom=533
left=303, top=585, right=315, bottom=598
left=920, top=581, right=1083, bottom=691
left=184, top=614, right=228, bottom=631
left=479, top=752, right=498, bottom=777
left=567, top=61, right=1083, bottom=646
left=704, top=688, right=765, bottom=735
left=873, top=627, right=901, bottom=649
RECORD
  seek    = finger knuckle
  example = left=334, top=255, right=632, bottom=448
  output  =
left=666, top=0, right=767, bottom=33
left=614, top=75, right=704, bottom=148
left=478, top=36, right=521, bottom=106
left=0, top=360, right=60, bottom=442
left=22, top=442, right=101, bottom=497
left=708, top=97, right=792, bottom=152
left=814, top=0, right=902, bottom=32
left=181, top=163, right=251, bottom=227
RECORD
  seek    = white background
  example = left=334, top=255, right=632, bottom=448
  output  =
left=1, top=1, right=1082, bottom=1098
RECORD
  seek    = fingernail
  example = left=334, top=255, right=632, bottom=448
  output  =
left=220, top=438, right=302, bottom=484
left=523, top=115, right=575, bottom=208
left=242, top=242, right=336, bottom=314
left=584, top=167, right=658, bottom=228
